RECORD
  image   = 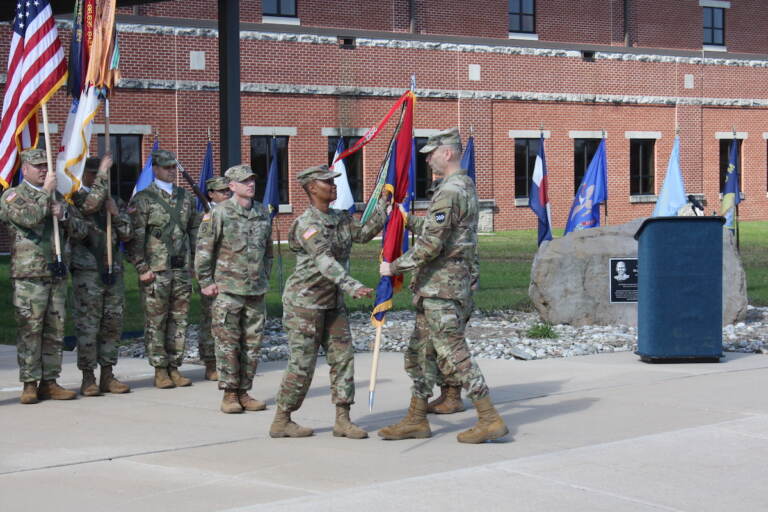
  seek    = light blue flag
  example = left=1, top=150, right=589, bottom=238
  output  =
left=653, top=136, right=686, bottom=217
left=133, top=137, right=159, bottom=196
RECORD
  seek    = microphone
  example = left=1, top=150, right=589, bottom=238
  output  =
left=687, top=195, right=704, bottom=215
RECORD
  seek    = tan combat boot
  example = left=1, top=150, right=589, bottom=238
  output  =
left=333, top=404, right=368, bottom=439
left=204, top=360, right=218, bottom=381
left=427, top=385, right=448, bottom=412
left=37, top=380, right=77, bottom=400
left=429, top=385, right=465, bottom=414
left=238, top=390, right=266, bottom=411
left=20, top=381, right=39, bottom=404
left=100, top=365, right=130, bottom=394
left=269, top=409, right=313, bottom=438
left=80, top=369, right=102, bottom=397
left=154, top=367, right=175, bottom=389
left=378, top=396, right=432, bottom=440
left=457, top=396, right=509, bottom=444
left=220, top=389, right=244, bottom=414
left=168, top=367, right=192, bottom=387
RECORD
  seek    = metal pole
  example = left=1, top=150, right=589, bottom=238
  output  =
left=218, top=0, right=241, bottom=173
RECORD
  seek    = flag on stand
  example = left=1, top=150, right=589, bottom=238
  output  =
left=719, top=138, right=741, bottom=230
left=565, top=138, right=608, bottom=234
left=196, top=140, right=214, bottom=211
left=461, top=135, right=476, bottom=182
left=0, top=0, right=68, bottom=187
left=133, top=137, right=159, bottom=195
left=263, top=137, right=280, bottom=219
left=653, top=136, right=686, bottom=217
left=329, top=137, right=355, bottom=212
left=529, top=135, right=552, bottom=245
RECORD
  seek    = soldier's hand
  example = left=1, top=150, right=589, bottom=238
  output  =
left=43, top=168, right=56, bottom=194
left=99, top=154, right=113, bottom=176
left=139, top=270, right=156, bottom=283
left=379, top=261, right=393, bottom=276
left=51, top=201, right=65, bottom=220
left=353, top=286, right=373, bottom=299
left=105, top=197, right=119, bottom=216
left=201, top=284, right=219, bottom=297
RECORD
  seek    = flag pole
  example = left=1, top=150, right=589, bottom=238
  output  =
left=368, top=323, right=383, bottom=411
left=602, top=129, right=608, bottom=225
left=41, top=103, right=66, bottom=277
left=104, top=97, right=114, bottom=284
left=409, top=74, right=416, bottom=247
left=272, top=130, right=284, bottom=294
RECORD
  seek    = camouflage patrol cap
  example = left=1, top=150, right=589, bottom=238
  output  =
left=296, top=164, right=340, bottom=185
left=224, top=164, right=255, bottom=182
left=419, top=127, right=461, bottom=154
left=152, top=149, right=178, bottom=167
left=206, top=176, right=230, bottom=191
left=19, top=148, right=48, bottom=166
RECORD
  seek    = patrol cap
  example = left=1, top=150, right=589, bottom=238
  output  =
left=419, top=127, right=461, bottom=154
left=84, top=157, right=101, bottom=172
left=152, top=149, right=178, bottom=167
left=296, top=164, right=340, bottom=186
left=206, top=176, right=230, bottom=191
left=224, top=164, right=255, bottom=183
left=19, top=148, right=48, bottom=166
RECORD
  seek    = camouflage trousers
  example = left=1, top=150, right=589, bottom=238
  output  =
left=140, top=269, right=191, bottom=368
left=12, top=277, right=67, bottom=382
left=211, top=292, right=265, bottom=390
left=433, top=297, right=474, bottom=388
left=405, top=297, right=489, bottom=401
left=72, top=270, right=124, bottom=370
left=198, top=294, right=216, bottom=362
left=275, top=303, right=355, bottom=412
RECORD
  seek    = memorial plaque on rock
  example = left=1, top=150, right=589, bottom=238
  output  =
left=610, top=258, right=638, bottom=303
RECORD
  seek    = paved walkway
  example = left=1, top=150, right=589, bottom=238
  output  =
left=0, top=344, right=766, bottom=511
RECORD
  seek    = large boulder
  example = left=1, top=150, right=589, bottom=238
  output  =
left=528, top=218, right=747, bottom=327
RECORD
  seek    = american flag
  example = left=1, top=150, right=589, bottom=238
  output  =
left=0, top=0, right=67, bottom=188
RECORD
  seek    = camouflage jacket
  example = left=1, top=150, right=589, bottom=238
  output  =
left=126, top=182, right=201, bottom=274
left=195, top=197, right=273, bottom=296
left=0, top=181, right=88, bottom=278
left=284, top=201, right=387, bottom=309
left=71, top=173, right=133, bottom=273
left=391, top=169, right=478, bottom=301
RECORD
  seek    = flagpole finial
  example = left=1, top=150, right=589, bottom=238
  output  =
left=207, top=127, right=211, bottom=141
left=410, top=74, right=416, bottom=91
left=732, top=126, right=736, bottom=137
left=602, top=129, right=606, bottom=139
left=539, top=123, right=544, bottom=136
left=675, top=125, right=680, bottom=136
left=470, top=125, right=474, bottom=135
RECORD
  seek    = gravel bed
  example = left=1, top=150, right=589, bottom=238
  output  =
left=118, top=305, right=768, bottom=363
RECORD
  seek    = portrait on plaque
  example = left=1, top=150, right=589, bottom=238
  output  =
left=609, top=258, right=638, bottom=303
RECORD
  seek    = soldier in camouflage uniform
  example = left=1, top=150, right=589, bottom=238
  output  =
left=270, top=165, right=387, bottom=439
left=0, top=149, right=88, bottom=404
left=127, top=149, right=200, bottom=389
left=379, top=128, right=508, bottom=443
left=70, top=156, right=133, bottom=396
left=197, top=175, right=232, bottom=381
left=195, top=165, right=272, bottom=414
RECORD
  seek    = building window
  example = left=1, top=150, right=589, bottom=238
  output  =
left=514, top=138, right=540, bottom=198
left=574, top=138, right=601, bottom=194
left=263, top=0, right=296, bottom=17
left=703, top=7, right=724, bottom=45
left=250, top=135, right=289, bottom=204
left=629, top=139, right=655, bottom=196
left=509, top=0, right=535, bottom=33
left=719, top=139, right=741, bottom=192
left=414, top=137, right=433, bottom=200
left=96, top=134, right=141, bottom=202
left=327, top=136, right=363, bottom=202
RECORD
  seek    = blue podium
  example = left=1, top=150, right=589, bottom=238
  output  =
left=634, top=217, right=725, bottom=363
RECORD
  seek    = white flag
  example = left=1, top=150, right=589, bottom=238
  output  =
left=329, top=137, right=355, bottom=212
left=56, top=87, right=100, bottom=199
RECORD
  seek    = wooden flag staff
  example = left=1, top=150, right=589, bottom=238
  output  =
left=41, top=103, right=66, bottom=277
left=104, top=98, right=115, bottom=285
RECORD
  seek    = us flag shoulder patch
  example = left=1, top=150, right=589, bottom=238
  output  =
left=302, top=227, right=318, bottom=240
left=4, top=191, right=17, bottom=202
left=202, top=213, right=211, bottom=222
left=127, top=205, right=137, bottom=214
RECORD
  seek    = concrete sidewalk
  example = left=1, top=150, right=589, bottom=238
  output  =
left=0, top=344, right=766, bottom=511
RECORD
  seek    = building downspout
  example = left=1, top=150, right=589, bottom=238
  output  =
left=409, top=0, right=416, bottom=33
left=624, top=0, right=631, bottom=46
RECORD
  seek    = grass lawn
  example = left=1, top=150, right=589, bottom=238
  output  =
left=0, top=221, right=765, bottom=345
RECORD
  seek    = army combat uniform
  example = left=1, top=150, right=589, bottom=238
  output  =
left=271, top=165, right=386, bottom=438
left=195, top=165, right=272, bottom=413
left=126, top=150, right=200, bottom=386
left=0, top=149, right=88, bottom=402
left=71, top=166, right=133, bottom=395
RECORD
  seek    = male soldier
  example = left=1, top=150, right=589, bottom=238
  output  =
left=270, top=165, right=387, bottom=439
left=197, top=175, right=232, bottom=381
left=378, top=128, right=508, bottom=443
left=0, top=148, right=88, bottom=403
left=70, top=156, right=132, bottom=396
left=127, top=149, right=200, bottom=388
left=195, top=165, right=272, bottom=413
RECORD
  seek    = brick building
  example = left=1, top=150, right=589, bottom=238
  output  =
left=1, top=0, right=767, bottom=247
